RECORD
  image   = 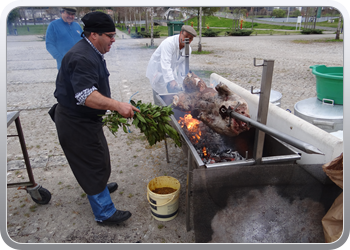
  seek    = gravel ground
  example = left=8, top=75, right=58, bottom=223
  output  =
left=5, top=30, right=343, bottom=247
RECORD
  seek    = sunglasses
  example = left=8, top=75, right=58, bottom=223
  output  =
left=100, top=33, right=117, bottom=39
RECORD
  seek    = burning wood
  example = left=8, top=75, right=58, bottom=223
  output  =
left=198, top=148, right=245, bottom=164
left=178, top=114, right=202, bottom=144
left=173, top=71, right=250, bottom=137
left=177, top=112, right=245, bottom=164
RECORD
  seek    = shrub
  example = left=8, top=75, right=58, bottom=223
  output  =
left=300, top=29, right=323, bottom=34
left=130, top=32, right=143, bottom=38
left=226, top=29, right=253, bottom=36
left=133, top=31, right=160, bottom=38
left=202, top=29, right=220, bottom=37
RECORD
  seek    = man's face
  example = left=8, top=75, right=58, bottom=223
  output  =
left=179, top=31, right=194, bottom=46
left=61, top=10, right=76, bottom=24
left=94, top=32, right=116, bottom=54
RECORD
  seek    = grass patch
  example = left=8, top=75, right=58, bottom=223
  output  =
left=292, top=38, right=343, bottom=44
left=313, top=18, right=342, bottom=28
left=252, top=29, right=299, bottom=35
left=188, top=16, right=304, bottom=31
left=8, top=24, right=49, bottom=36
left=191, top=50, right=212, bottom=55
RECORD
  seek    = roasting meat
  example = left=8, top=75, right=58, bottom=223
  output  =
left=173, top=71, right=250, bottom=137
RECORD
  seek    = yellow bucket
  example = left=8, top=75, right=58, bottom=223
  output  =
left=147, top=176, right=180, bottom=221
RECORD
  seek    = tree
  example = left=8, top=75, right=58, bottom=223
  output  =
left=7, top=8, right=20, bottom=35
left=335, top=14, right=342, bottom=40
left=232, top=7, right=246, bottom=30
left=46, top=7, right=59, bottom=21
left=201, top=7, right=220, bottom=29
left=150, top=7, right=154, bottom=47
left=184, top=7, right=219, bottom=30
left=271, top=9, right=286, bottom=18
left=198, top=7, right=202, bottom=52
left=292, top=9, right=301, bottom=17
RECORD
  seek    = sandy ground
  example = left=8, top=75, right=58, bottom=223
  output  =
left=5, top=30, right=343, bottom=247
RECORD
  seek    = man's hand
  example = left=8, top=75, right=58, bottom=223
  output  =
left=84, top=90, right=140, bottom=118
left=167, top=80, right=182, bottom=93
left=114, top=101, right=140, bottom=118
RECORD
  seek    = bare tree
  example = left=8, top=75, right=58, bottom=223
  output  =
left=18, top=7, right=27, bottom=26
left=30, top=7, right=36, bottom=25
left=46, top=7, right=59, bottom=21
left=335, top=14, right=342, bottom=40
left=150, top=7, right=154, bottom=47
left=145, top=8, right=149, bottom=32
left=138, top=8, right=142, bottom=29
left=198, top=7, right=202, bottom=52
left=7, top=8, right=20, bottom=34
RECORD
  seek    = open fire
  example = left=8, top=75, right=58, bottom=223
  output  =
left=178, top=114, right=202, bottom=144
left=178, top=114, right=245, bottom=164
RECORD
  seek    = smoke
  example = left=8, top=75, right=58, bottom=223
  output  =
left=209, top=185, right=326, bottom=243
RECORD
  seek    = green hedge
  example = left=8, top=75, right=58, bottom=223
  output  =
left=131, top=31, right=160, bottom=38
left=300, top=29, right=323, bottom=34
left=202, top=29, right=220, bottom=37
left=225, top=29, right=253, bottom=36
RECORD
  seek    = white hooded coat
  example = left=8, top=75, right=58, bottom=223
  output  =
left=146, top=34, right=192, bottom=94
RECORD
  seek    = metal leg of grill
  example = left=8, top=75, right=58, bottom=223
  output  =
left=14, top=116, right=37, bottom=187
left=186, top=150, right=193, bottom=231
left=164, top=137, right=170, bottom=163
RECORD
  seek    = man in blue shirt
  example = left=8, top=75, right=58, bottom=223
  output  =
left=46, top=7, right=83, bottom=69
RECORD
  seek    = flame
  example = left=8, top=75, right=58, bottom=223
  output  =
left=203, top=147, right=207, bottom=157
left=178, top=114, right=202, bottom=143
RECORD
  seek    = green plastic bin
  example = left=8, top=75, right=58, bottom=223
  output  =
left=309, top=64, right=343, bottom=105
left=167, top=21, right=184, bottom=36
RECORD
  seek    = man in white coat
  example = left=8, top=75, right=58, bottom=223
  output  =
left=146, top=25, right=197, bottom=96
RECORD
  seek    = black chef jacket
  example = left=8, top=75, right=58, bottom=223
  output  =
left=54, top=39, right=111, bottom=119
left=53, top=38, right=112, bottom=195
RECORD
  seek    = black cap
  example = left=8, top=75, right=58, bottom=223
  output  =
left=82, top=12, right=115, bottom=33
left=62, top=7, right=77, bottom=13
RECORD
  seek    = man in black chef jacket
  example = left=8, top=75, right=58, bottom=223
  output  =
left=50, top=11, right=139, bottom=225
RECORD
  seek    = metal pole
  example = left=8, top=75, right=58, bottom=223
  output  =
left=227, top=111, right=324, bottom=155
left=253, top=59, right=274, bottom=164
left=184, top=38, right=189, bottom=75
left=15, top=117, right=37, bottom=186
left=198, top=7, right=202, bottom=52
left=186, top=149, right=193, bottom=232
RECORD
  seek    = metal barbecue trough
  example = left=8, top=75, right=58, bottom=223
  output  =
left=155, top=93, right=302, bottom=168
left=153, top=59, right=331, bottom=238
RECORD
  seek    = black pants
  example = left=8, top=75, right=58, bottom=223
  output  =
left=54, top=104, right=111, bottom=195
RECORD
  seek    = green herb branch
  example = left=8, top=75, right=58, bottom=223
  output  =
left=103, top=100, right=182, bottom=147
